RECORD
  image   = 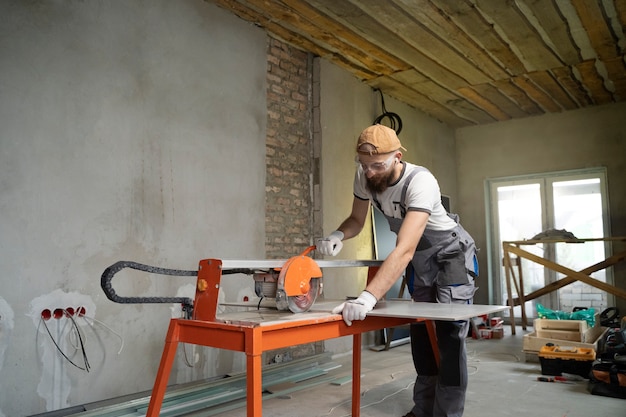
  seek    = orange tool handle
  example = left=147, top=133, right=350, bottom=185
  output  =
left=300, top=245, right=316, bottom=257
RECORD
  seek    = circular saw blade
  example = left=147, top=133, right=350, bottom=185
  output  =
left=275, top=256, right=322, bottom=312
left=277, top=278, right=321, bottom=313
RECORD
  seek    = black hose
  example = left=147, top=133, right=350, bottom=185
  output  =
left=100, top=261, right=196, bottom=306
left=100, top=261, right=261, bottom=306
left=373, top=89, right=403, bottom=135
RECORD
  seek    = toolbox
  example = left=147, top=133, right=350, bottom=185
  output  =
left=539, top=344, right=596, bottom=378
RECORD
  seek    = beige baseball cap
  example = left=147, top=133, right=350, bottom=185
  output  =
left=356, top=124, right=406, bottom=155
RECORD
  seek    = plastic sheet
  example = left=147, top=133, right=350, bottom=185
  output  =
left=536, top=303, right=595, bottom=327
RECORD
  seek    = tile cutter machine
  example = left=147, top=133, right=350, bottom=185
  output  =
left=101, top=246, right=382, bottom=322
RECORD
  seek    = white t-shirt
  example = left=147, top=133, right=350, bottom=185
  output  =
left=353, top=162, right=456, bottom=231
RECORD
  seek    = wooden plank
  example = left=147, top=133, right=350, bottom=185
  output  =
left=280, top=0, right=410, bottom=72
left=391, top=0, right=510, bottom=81
left=520, top=0, right=582, bottom=65
left=474, top=0, right=564, bottom=71
left=615, top=0, right=626, bottom=48
left=602, top=56, right=626, bottom=100
left=456, top=86, right=512, bottom=121
left=571, top=0, right=620, bottom=60
left=211, top=0, right=366, bottom=80
left=366, top=75, right=479, bottom=127
left=304, top=0, right=470, bottom=89
left=388, top=70, right=496, bottom=124
left=347, top=0, right=491, bottom=84
left=466, top=82, right=532, bottom=119
left=490, top=78, right=544, bottom=115
left=505, top=245, right=626, bottom=300
left=510, top=75, right=562, bottom=112
left=551, top=66, right=594, bottom=107
left=430, top=0, right=528, bottom=76
left=526, top=70, right=580, bottom=110
left=576, top=59, right=615, bottom=104
left=508, top=249, right=626, bottom=306
left=390, top=69, right=473, bottom=107
left=217, top=0, right=397, bottom=78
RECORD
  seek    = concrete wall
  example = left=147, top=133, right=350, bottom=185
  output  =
left=317, top=59, right=458, bottom=352
left=0, top=1, right=266, bottom=415
left=456, top=102, right=626, bottom=313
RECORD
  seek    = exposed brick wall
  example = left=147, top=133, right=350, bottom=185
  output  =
left=265, top=37, right=314, bottom=259
left=265, top=37, right=324, bottom=362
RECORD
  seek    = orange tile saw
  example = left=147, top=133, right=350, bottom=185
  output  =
left=101, top=245, right=333, bottom=320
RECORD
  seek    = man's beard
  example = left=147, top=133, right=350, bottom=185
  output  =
left=365, top=170, right=395, bottom=194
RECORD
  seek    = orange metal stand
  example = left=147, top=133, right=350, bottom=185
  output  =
left=146, top=259, right=437, bottom=417
left=145, top=312, right=429, bottom=417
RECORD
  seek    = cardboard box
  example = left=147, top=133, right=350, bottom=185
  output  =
left=491, top=327, right=504, bottom=339
left=534, top=319, right=589, bottom=342
left=479, top=328, right=492, bottom=339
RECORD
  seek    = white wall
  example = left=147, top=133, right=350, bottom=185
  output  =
left=0, top=1, right=267, bottom=415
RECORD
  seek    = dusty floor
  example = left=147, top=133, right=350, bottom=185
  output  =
left=213, top=326, right=623, bottom=417
left=32, top=325, right=624, bottom=417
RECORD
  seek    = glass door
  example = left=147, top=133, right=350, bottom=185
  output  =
left=486, top=168, right=612, bottom=322
left=551, top=177, right=609, bottom=312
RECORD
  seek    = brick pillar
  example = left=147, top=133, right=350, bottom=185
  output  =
left=265, top=37, right=314, bottom=259
left=265, top=38, right=324, bottom=361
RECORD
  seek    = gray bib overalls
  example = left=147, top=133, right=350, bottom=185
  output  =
left=372, top=168, right=478, bottom=417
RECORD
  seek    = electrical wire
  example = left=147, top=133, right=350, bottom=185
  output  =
left=323, top=372, right=415, bottom=416
left=182, top=343, right=195, bottom=368
left=373, top=88, right=403, bottom=135
left=77, top=313, right=125, bottom=355
left=36, top=309, right=128, bottom=373
left=66, top=311, right=90, bottom=372
left=38, top=317, right=90, bottom=372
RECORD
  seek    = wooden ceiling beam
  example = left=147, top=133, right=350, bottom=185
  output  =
left=305, top=0, right=473, bottom=91
left=551, top=66, right=594, bottom=107
left=520, top=0, right=582, bottom=65
left=575, top=60, right=614, bottom=104
left=230, top=0, right=400, bottom=76
left=392, top=0, right=511, bottom=80
left=456, top=86, right=512, bottom=121
left=366, top=76, right=477, bottom=127
left=526, top=70, right=579, bottom=110
left=490, top=79, right=544, bottom=115
left=474, top=0, right=564, bottom=71
left=280, top=0, right=410, bottom=72
left=510, top=76, right=562, bottom=113
left=213, top=0, right=625, bottom=128
left=431, top=0, right=528, bottom=76
left=571, top=0, right=620, bottom=60
left=390, top=70, right=496, bottom=125
left=344, top=0, right=492, bottom=85
left=615, top=0, right=626, bottom=50
left=467, top=82, right=533, bottom=119
left=603, top=56, right=626, bottom=100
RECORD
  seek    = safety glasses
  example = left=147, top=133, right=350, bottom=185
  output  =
left=355, top=153, right=396, bottom=173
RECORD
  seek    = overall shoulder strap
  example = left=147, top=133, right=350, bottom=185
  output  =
left=398, top=169, right=419, bottom=218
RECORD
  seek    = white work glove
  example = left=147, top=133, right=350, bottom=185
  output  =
left=316, top=230, right=344, bottom=256
left=332, top=291, right=377, bottom=326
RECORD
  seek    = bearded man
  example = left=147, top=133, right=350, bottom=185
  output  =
left=317, top=124, right=479, bottom=417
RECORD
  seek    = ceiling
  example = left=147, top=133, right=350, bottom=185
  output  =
left=211, top=0, right=626, bottom=128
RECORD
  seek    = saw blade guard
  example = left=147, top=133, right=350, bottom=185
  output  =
left=275, top=246, right=323, bottom=313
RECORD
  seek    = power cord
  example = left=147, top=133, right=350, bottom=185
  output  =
left=373, top=89, right=403, bottom=135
